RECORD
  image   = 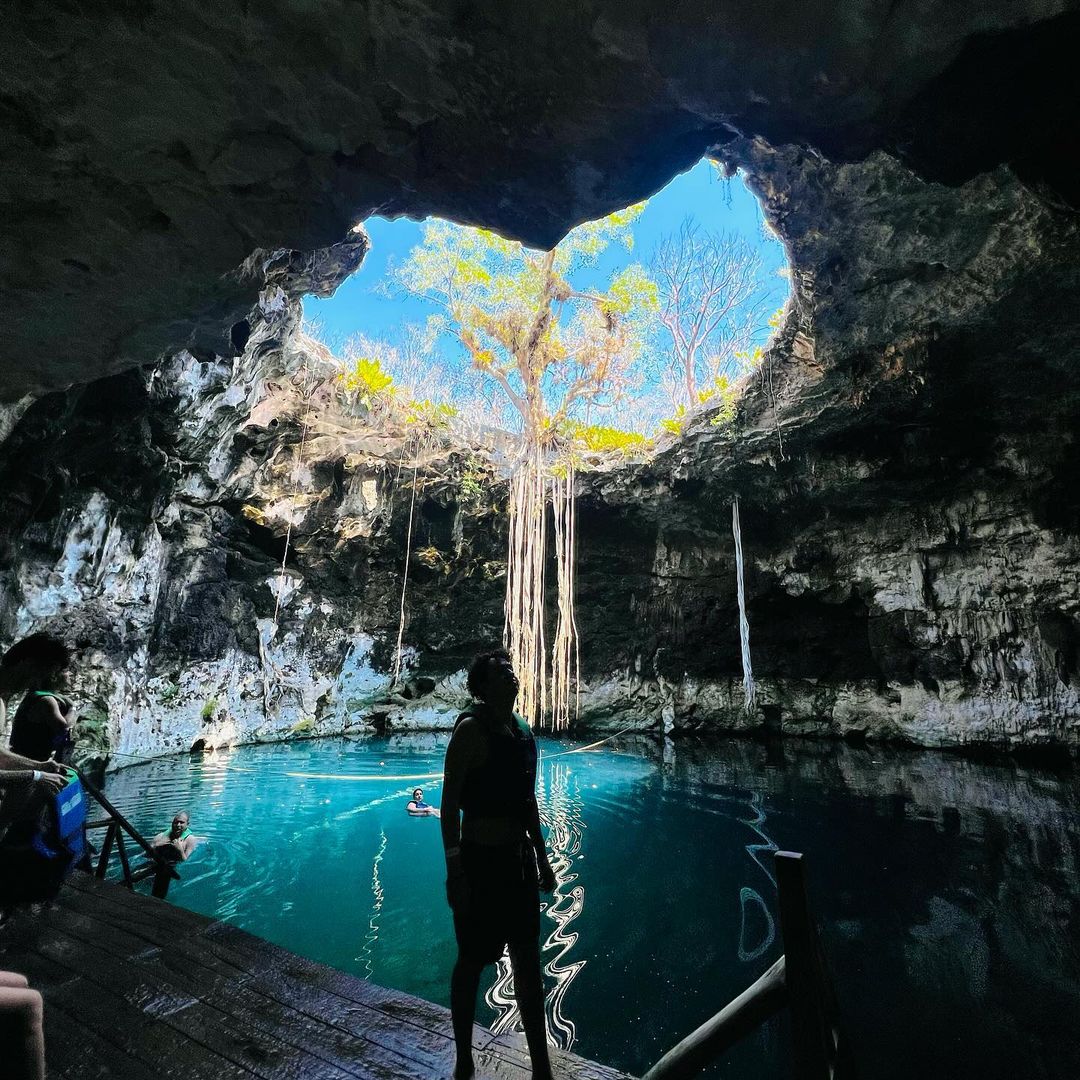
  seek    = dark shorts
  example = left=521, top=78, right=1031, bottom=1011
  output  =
left=453, top=841, right=540, bottom=964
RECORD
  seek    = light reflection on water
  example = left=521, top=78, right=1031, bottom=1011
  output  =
left=101, top=734, right=1080, bottom=1080
left=487, top=760, right=589, bottom=1048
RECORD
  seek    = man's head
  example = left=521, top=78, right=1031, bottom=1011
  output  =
left=467, top=649, right=519, bottom=709
left=413, top=788, right=424, bottom=802
left=169, top=811, right=190, bottom=839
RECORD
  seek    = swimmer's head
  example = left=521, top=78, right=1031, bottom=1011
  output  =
left=413, top=788, right=423, bottom=801
left=468, top=649, right=518, bottom=707
left=169, top=811, right=190, bottom=838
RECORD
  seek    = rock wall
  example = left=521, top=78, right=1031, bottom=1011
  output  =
left=2, top=140, right=1080, bottom=761
left=5, top=2, right=1077, bottom=399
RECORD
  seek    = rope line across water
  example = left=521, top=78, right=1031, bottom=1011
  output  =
left=282, top=726, right=635, bottom=783
left=104, top=727, right=634, bottom=785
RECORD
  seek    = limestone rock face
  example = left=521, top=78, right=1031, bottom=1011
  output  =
left=3, top=2, right=1080, bottom=757
left=3, top=131, right=1080, bottom=758
left=2, top=2, right=1078, bottom=397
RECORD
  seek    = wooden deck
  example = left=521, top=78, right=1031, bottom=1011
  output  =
left=0, top=872, right=632, bottom=1080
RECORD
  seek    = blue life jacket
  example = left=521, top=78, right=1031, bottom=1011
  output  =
left=0, top=770, right=87, bottom=905
left=31, top=771, right=87, bottom=863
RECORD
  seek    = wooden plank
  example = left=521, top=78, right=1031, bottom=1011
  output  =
left=485, top=1030, right=635, bottom=1080
left=2, top=873, right=632, bottom=1080
left=32, top=972, right=254, bottom=1080
left=13, top=921, right=371, bottom=1080
left=42, top=999, right=164, bottom=1080
left=31, top=882, right=517, bottom=1077
left=29, top=912, right=454, bottom=1080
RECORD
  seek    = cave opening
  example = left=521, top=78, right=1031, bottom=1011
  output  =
left=271, top=156, right=792, bottom=725
left=302, top=156, right=791, bottom=455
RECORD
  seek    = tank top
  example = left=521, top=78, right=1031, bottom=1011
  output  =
left=10, top=691, right=74, bottom=761
left=457, top=709, right=537, bottom=823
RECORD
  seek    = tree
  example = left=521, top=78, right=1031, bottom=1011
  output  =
left=396, top=210, right=656, bottom=726
left=650, top=219, right=774, bottom=409
left=397, top=210, right=656, bottom=439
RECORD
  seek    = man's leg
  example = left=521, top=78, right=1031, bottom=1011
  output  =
left=0, top=973, right=46, bottom=1080
left=450, top=952, right=484, bottom=1080
left=507, top=939, right=553, bottom=1080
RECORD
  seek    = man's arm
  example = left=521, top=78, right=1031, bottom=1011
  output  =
left=0, top=767, right=64, bottom=792
left=0, top=747, right=63, bottom=773
left=525, top=795, right=555, bottom=892
left=441, top=720, right=482, bottom=910
left=440, top=722, right=479, bottom=853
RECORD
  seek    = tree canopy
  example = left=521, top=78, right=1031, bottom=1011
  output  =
left=395, top=207, right=658, bottom=445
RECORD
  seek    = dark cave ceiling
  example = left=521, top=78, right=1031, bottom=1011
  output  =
left=2, top=1, right=1079, bottom=399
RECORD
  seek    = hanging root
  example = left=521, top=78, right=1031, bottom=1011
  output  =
left=504, top=445, right=579, bottom=730
left=732, top=496, right=756, bottom=714
left=504, top=443, right=547, bottom=725
left=550, top=461, right=579, bottom=730
left=391, top=433, right=425, bottom=687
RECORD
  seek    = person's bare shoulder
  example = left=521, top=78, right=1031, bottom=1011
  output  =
left=447, top=715, right=485, bottom=764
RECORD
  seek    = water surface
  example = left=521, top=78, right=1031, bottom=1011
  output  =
left=103, top=734, right=1080, bottom=1079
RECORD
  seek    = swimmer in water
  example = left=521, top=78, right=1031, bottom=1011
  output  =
left=406, top=787, right=440, bottom=818
left=152, top=810, right=197, bottom=863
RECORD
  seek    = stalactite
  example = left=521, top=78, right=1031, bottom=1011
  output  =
left=732, top=496, right=756, bottom=713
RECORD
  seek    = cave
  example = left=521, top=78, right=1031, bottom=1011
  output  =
left=2, top=4, right=1080, bottom=1080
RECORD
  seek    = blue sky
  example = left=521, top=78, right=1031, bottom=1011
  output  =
left=306, top=158, right=789, bottom=352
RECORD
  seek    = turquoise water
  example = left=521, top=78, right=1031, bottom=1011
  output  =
left=102, top=735, right=1080, bottom=1079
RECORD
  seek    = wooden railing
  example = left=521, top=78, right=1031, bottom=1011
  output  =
left=642, top=851, right=855, bottom=1080
left=75, top=766, right=180, bottom=898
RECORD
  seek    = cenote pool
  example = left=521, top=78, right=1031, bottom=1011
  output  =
left=101, top=734, right=1080, bottom=1079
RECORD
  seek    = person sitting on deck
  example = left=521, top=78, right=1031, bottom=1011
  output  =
left=441, top=648, right=557, bottom=1080
left=0, top=971, right=45, bottom=1080
left=152, top=810, right=197, bottom=863
left=406, top=787, right=440, bottom=817
left=1, top=635, right=76, bottom=766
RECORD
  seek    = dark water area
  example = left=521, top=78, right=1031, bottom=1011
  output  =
left=102, top=734, right=1080, bottom=1079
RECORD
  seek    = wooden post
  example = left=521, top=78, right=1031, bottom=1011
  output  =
left=775, top=851, right=854, bottom=1080
left=151, top=861, right=174, bottom=899
left=95, top=822, right=116, bottom=879
left=115, top=828, right=133, bottom=889
left=639, top=850, right=855, bottom=1080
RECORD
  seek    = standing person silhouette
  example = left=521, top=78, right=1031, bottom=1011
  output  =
left=441, top=649, right=556, bottom=1080
left=1, top=635, right=75, bottom=766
